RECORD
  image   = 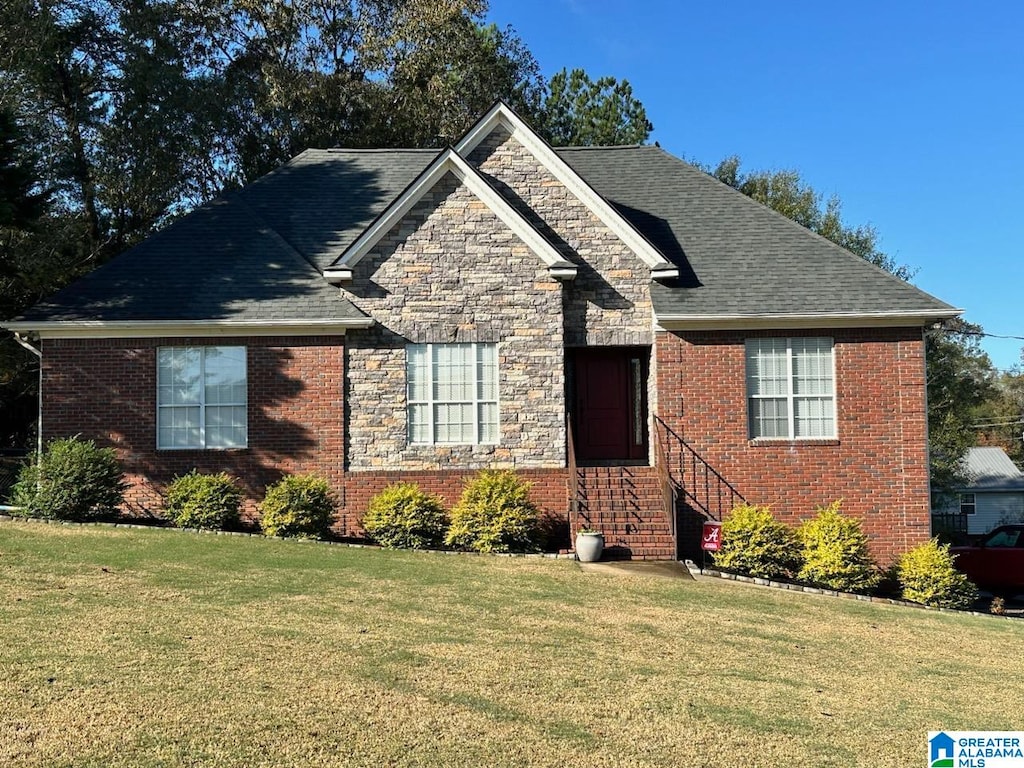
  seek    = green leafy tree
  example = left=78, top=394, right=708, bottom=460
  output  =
left=971, top=354, right=1024, bottom=468
left=538, top=68, right=652, bottom=146
left=926, top=319, right=996, bottom=493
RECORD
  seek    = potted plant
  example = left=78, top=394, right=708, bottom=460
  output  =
left=575, top=528, right=604, bottom=562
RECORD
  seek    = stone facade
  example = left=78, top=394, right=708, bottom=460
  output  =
left=469, top=127, right=655, bottom=348
left=655, top=327, right=931, bottom=564
left=341, top=171, right=566, bottom=471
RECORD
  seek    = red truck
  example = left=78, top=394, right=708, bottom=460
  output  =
left=951, top=525, right=1024, bottom=596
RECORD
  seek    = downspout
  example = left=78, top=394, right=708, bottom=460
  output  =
left=12, top=332, right=42, bottom=457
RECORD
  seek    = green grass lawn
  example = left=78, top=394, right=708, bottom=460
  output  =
left=1, top=521, right=1020, bottom=768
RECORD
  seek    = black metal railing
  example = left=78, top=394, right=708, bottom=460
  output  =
left=654, top=417, right=744, bottom=521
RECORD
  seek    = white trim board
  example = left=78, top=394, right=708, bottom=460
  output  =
left=3, top=318, right=375, bottom=339
left=326, top=147, right=574, bottom=282
left=455, top=101, right=677, bottom=277
left=655, top=310, right=962, bottom=332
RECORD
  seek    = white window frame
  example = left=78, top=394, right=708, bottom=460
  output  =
left=407, top=342, right=499, bottom=446
left=157, top=346, right=248, bottom=450
left=745, top=337, right=836, bottom=440
left=960, top=493, right=976, bottom=516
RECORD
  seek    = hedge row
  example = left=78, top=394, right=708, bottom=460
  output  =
left=713, top=501, right=978, bottom=609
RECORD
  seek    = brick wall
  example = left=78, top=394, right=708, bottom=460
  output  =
left=39, top=336, right=570, bottom=539
left=40, top=336, right=347, bottom=518
left=655, top=327, right=930, bottom=564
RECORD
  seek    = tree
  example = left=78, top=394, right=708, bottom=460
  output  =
left=926, top=320, right=997, bottom=493
left=538, top=68, right=652, bottom=146
left=971, top=352, right=1024, bottom=468
left=0, top=106, right=52, bottom=449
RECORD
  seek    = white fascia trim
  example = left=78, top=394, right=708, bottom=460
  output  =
left=331, top=147, right=564, bottom=271
left=455, top=102, right=673, bottom=272
left=655, top=309, right=964, bottom=331
left=4, top=318, right=375, bottom=339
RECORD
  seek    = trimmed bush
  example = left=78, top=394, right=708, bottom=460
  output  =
left=362, top=482, right=447, bottom=549
left=165, top=471, right=242, bottom=530
left=259, top=473, right=336, bottom=539
left=445, top=470, right=540, bottom=553
left=11, top=436, right=126, bottom=521
left=713, top=503, right=802, bottom=579
left=898, top=538, right=978, bottom=609
left=797, top=500, right=880, bottom=592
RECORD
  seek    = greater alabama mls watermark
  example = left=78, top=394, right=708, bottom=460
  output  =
left=929, top=732, right=1024, bottom=767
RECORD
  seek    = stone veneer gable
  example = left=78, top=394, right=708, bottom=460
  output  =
left=341, top=171, right=566, bottom=471
left=468, top=127, right=655, bottom=348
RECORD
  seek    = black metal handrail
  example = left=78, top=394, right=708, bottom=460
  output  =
left=566, top=415, right=578, bottom=520
left=654, top=417, right=744, bottom=521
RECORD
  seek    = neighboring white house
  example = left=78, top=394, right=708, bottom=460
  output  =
left=934, top=447, right=1024, bottom=535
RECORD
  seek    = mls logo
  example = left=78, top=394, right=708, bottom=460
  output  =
left=929, top=732, right=954, bottom=767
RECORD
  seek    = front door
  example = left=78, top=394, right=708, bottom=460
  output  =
left=571, top=347, right=648, bottom=462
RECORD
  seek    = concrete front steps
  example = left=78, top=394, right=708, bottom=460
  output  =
left=573, top=466, right=676, bottom=560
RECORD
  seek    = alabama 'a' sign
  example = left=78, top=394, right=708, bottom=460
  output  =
left=701, top=521, right=722, bottom=552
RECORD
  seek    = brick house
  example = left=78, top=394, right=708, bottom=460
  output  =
left=5, top=103, right=958, bottom=561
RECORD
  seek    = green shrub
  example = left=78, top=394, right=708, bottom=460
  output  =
left=445, top=470, right=540, bottom=553
left=165, top=471, right=242, bottom=530
left=361, top=482, right=447, bottom=549
left=898, top=538, right=978, bottom=609
left=713, top=503, right=801, bottom=579
left=11, top=436, right=126, bottom=521
left=797, top=500, right=880, bottom=592
left=259, top=473, right=336, bottom=539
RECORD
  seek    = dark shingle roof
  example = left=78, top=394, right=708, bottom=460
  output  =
left=558, top=145, right=956, bottom=318
left=12, top=144, right=956, bottom=324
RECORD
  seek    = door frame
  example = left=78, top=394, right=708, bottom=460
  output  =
left=568, top=346, right=650, bottom=465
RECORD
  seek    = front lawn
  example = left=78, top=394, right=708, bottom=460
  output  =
left=0, top=521, right=1019, bottom=767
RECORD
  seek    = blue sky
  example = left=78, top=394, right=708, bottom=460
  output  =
left=487, top=0, right=1024, bottom=371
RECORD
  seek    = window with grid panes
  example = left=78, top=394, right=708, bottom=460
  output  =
left=745, top=337, right=835, bottom=439
left=157, top=347, right=247, bottom=449
left=407, top=343, right=498, bottom=445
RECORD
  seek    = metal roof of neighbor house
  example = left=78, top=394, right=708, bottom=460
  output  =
left=962, top=447, right=1024, bottom=492
left=10, top=142, right=957, bottom=326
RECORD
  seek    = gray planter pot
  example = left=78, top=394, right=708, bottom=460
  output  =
left=575, top=531, right=605, bottom=562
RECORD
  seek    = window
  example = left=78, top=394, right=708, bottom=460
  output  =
left=407, top=343, right=498, bottom=445
left=157, top=346, right=247, bottom=449
left=745, top=337, right=835, bottom=439
left=960, top=493, right=976, bottom=516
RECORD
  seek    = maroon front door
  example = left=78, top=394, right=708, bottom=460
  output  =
left=572, top=347, right=648, bottom=462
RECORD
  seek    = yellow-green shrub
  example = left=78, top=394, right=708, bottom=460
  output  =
left=362, top=482, right=447, bottom=549
left=898, top=538, right=978, bottom=609
left=713, top=503, right=801, bottom=579
left=797, top=500, right=880, bottom=592
left=165, top=471, right=242, bottom=530
left=445, top=470, right=539, bottom=553
left=259, top=474, right=336, bottom=539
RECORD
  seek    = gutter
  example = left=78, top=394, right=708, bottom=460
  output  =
left=655, top=309, right=964, bottom=331
left=11, top=332, right=43, bottom=456
left=2, top=317, right=376, bottom=339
